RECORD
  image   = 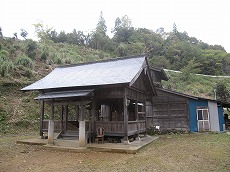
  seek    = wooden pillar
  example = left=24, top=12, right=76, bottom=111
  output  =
left=48, top=100, right=55, bottom=144
left=64, top=105, right=68, bottom=130
left=60, top=105, right=64, bottom=131
left=39, top=100, right=45, bottom=138
left=144, top=100, right=147, bottom=136
left=91, top=99, right=96, bottom=142
left=135, top=100, right=138, bottom=121
left=76, top=105, right=79, bottom=122
left=79, top=100, right=86, bottom=147
left=123, top=88, right=129, bottom=144
left=135, top=99, right=141, bottom=140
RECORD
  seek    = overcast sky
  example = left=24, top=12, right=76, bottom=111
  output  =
left=1, top=0, right=229, bottom=52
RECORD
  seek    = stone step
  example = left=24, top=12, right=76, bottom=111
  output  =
left=59, top=130, right=79, bottom=140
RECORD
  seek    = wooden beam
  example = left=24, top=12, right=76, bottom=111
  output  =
left=39, top=100, right=45, bottom=137
left=53, top=101, right=88, bottom=106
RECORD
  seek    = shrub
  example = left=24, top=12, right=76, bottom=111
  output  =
left=0, top=50, right=9, bottom=60
left=41, top=51, right=49, bottom=62
left=16, top=55, right=33, bottom=68
left=26, top=39, right=37, bottom=59
left=0, top=109, right=8, bottom=133
left=52, top=54, right=63, bottom=64
left=0, top=109, right=7, bottom=123
left=0, top=58, right=14, bottom=77
left=63, top=57, right=72, bottom=64
left=14, top=65, right=33, bottom=78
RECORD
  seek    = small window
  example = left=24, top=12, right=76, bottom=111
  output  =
left=197, top=110, right=203, bottom=120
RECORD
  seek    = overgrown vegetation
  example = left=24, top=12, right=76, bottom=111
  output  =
left=0, top=85, right=40, bottom=133
left=163, top=70, right=230, bottom=101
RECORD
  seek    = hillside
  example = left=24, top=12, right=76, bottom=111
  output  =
left=162, top=70, right=230, bottom=99
left=0, top=38, right=115, bottom=133
left=1, top=29, right=230, bottom=133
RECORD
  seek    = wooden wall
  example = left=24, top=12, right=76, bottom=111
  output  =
left=150, top=89, right=189, bottom=131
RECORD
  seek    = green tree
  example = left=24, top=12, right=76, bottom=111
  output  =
left=33, top=22, right=53, bottom=42
left=149, top=56, right=170, bottom=69
left=0, top=27, right=3, bottom=38
left=197, top=49, right=225, bottom=75
left=57, top=31, right=68, bottom=43
left=215, top=82, right=230, bottom=102
left=112, top=15, right=134, bottom=43
left=173, top=23, right=178, bottom=34
left=25, top=39, right=37, bottom=59
left=13, top=32, right=18, bottom=39
left=20, top=29, right=28, bottom=39
left=96, top=11, right=107, bottom=35
left=180, top=59, right=201, bottom=81
left=89, top=11, right=113, bottom=51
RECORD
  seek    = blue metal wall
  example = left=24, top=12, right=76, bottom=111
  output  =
left=218, top=106, right=224, bottom=131
left=189, top=99, right=208, bottom=132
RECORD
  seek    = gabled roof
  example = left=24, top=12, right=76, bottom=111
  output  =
left=22, top=55, right=149, bottom=91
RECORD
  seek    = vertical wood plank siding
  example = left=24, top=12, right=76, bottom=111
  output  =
left=151, top=90, right=189, bottom=130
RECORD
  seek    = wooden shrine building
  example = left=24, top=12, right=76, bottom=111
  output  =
left=21, top=55, right=156, bottom=146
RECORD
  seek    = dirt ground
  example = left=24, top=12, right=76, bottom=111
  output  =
left=0, top=132, right=230, bottom=172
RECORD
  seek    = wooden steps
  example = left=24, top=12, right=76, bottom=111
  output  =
left=58, top=130, right=79, bottom=140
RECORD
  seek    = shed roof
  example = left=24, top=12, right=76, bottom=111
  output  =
left=150, top=67, right=169, bottom=81
left=22, top=55, right=147, bottom=91
left=157, top=88, right=230, bottom=108
left=156, top=88, right=198, bottom=100
left=34, top=89, right=94, bottom=100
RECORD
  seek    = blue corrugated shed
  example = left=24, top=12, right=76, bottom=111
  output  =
left=218, top=106, right=224, bottom=131
left=189, top=99, right=208, bottom=132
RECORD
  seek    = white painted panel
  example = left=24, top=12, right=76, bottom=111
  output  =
left=208, top=101, right=220, bottom=131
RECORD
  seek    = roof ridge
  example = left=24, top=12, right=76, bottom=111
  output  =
left=57, top=54, right=146, bottom=68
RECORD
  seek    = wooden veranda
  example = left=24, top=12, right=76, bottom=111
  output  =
left=38, top=86, right=152, bottom=144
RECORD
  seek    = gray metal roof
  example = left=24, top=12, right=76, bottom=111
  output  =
left=22, top=56, right=146, bottom=91
left=35, top=89, right=94, bottom=100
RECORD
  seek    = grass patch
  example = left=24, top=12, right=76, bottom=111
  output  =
left=0, top=133, right=229, bottom=172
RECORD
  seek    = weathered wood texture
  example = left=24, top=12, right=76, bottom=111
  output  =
left=95, top=87, right=124, bottom=99
left=42, top=120, right=90, bottom=132
left=126, top=87, right=145, bottom=101
left=150, top=69, right=161, bottom=83
left=150, top=90, right=189, bottom=130
left=42, top=120, right=62, bottom=132
left=94, top=120, right=146, bottom=136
